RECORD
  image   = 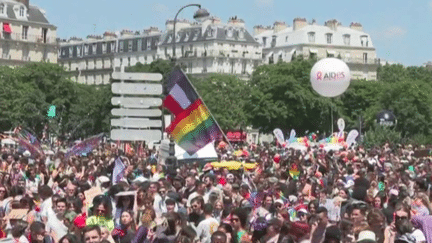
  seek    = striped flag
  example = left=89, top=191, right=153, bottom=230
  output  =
left=65, top=133, right=103, bottom=158
left=163, top=68, right=223, bottom=155
left=13, top=127, right=44, bottom=157
left=112, top=157, right=126, bottom=184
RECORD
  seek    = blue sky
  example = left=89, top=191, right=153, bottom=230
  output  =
left=33, top=0, right=432, bottom=66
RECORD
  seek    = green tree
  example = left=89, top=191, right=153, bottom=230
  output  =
left=247, top=59, right=333, bottom=134
left=192, top=74, right=251, bottom=130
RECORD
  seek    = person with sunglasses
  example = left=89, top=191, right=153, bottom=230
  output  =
left=384, top=203, right=425, bottom=243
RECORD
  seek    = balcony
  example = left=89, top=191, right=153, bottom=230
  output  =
left=0, top=32, right=56, bottom=44
left=341, top=57, right=380, bottom=65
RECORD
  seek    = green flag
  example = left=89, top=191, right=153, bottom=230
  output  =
left=47, top=105, right=56, bottom=118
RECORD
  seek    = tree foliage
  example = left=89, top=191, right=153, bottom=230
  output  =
left=0, top=63, right=112, bottom=140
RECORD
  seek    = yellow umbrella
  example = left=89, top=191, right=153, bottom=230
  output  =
left=211, top=161, right=257, bottom=170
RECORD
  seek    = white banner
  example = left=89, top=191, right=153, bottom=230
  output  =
left=273, top=128, right=285, bottom=144
left=337, top=118, right=345, bottom=132
left=289, top=129, right=296, bottom=139
left=346, top=129, right=359, bottom=147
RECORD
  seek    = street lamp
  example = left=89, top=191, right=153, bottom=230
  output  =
left=171, top=4, right=210, bottom=64
left=167, top=4, right=209, bottom=160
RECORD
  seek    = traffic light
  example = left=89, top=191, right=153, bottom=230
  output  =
left=47, top=105, right=56, bottom=118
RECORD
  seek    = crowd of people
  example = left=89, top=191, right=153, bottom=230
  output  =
left=0, top=139, right=431, bottom=243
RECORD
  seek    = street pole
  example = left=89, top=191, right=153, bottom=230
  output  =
left=168, top=4, right=209, bottom=157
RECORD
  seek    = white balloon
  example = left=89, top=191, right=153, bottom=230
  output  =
left=310, top=58, right=351, bottom=97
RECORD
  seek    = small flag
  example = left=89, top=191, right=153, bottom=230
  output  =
left=289, top=164, right=300, bottom=180
left=113, top=157, right=126, bottom=184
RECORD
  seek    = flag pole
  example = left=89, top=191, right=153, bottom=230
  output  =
left=177, top=68, right=235, bottom=152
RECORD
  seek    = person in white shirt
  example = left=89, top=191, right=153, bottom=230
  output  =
left=46, top=198, right=68, bottom=241
left=196, top=204, right=219, bottom=243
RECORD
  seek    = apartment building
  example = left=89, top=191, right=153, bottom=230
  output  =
left=157, top=16, right=262, bottom=79
left=0, top=0, right=57, bottom=66
left=58, top=32, right=117, bottom=84
left=113, top=27, right=161, bottom=72
left=254, top=18, right=379, bottom=80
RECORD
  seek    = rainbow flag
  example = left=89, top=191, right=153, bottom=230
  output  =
left=65, top=133, right=103, bottom=158
left=164, top=68, right=223, bottom=155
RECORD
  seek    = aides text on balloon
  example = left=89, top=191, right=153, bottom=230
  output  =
left=310, top=58, right=351, bottom=97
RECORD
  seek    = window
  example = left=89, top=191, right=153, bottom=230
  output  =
left=208, top=28, right=215, bottom=37
left=22, top=26, right=28, bottom=40
left=363, top=53, right=368, bottom=64
left=181, top=46, right=184, bottom=57
left=360, top=35, right=368, bottom=47
left=175, top=33, right=180, bottom=42
left=92, top=44, right=97, bottom=54
left=262, top=37, right=267, bottom=47
left=167, top=35, right=172, bottom=43
left=185, top=32, right=190, bottom=41
left=128, top=41, right=132, bottom=52
left=77, top=46, right=81, bottom=57
left=84, top=45, right=89, bottom=55
left=230, top=60, right=235, bottom=73
left=238, top=30, right=244, bottom=39
left=102, top=42, right=107, bottom=53
left=119, top=41, right=124, bottom=52
left=137, top=39, right=142, bottom=51
left=69, top=47, right=73, bottom=58
left=285, top=36, right=288, bottom=42
left=193, top=30, right=199, bottom=41
left=0, top=4, right=4, bottom=14
left=241, top=60, right=247, bottom=74
left=147, top=39, right=151, bottom=49
left=271, top=35, right=276, bottom=47
left=226, top=28, right=233, bottom=38
left=326, top=33, right=333, bottom=44
left=128, top=57, right=131, bottom=66
left=19, top=6, right=24, bottom=17
left=343, top=34, right=350, bottom=45
left=42, top=28, right=48, bottom=43
left=110, top=42, right=116, bottom=52
left=308, top=32, right=315, bottom=43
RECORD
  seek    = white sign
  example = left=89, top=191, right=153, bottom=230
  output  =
left=310, top=58, right=351, bottom=97
left=337, top=118, right=345, bottom=132
left=112, top=72, right=163, bottom=82
left=111, top=108, right=162, bottom=117
left=112, top=83, right=163, bottom=95
left=111, top=118, right=162, bottom=128
left=110, top=129, right=162, bottom=142
left=273, top=128, right=284, bottom=144
left=111, top=97, right=162, bottom=108
left=346, top=130, right=359, bottom=147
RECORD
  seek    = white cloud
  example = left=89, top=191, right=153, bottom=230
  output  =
left=373, top=26, right=407, bottom=40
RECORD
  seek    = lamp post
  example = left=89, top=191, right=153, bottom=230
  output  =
left=171, top=4, right=209, bottom=64
left=166, top=4, right=209, bottom=163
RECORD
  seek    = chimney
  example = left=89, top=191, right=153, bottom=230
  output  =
left=165, top=19, right=191, bottom=31
left=228, top=16, right=245, bottom=27
left=325, top=19, right=338, bottom=31
left=15, top=0, right=29, bottom=8
left=350, top=22, right=363, bottom=31
left=103, top=31, right=116, bottom=40
left=120, top=29, right=134, bottom=37
left=293, top=17, right=307, bottom=31
left=69, top=36, right=83, bottom=43
left=273, top=21, right=288, bottom=33
left=86, top=35, right=102, bottom=41
left=147, top=27, right=161, bottom=35
left=253, top=25, right=272, bottom=35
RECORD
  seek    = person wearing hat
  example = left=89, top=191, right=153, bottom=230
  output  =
left=357, top=230, right=377, bottom=243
